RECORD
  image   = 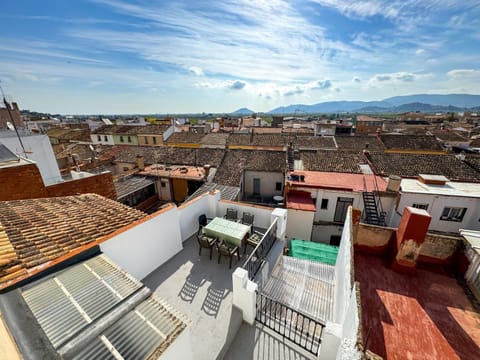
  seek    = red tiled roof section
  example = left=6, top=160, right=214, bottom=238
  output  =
left=0, top=194, right=146, bottom=285
left=355, top=253, right=480, bottom=359
left=286, top=190, right=315, bottom=211
left=288, top=171, right=386, bottom=192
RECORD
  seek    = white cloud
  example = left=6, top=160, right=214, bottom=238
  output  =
left=229, top=80, right=246, bottom=90
left=447, top=69, right=480, bottom=78
left=188, top=66, right=204, bottom=76
left=370, top=72, right=417, bottom=83
left=352, top=77, right=361, bottom=83
left=415, top=48, right=425, bottom=55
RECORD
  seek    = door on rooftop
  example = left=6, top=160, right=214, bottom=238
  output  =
left=253, top=178, right=260, bottom=196
left=334, top=197, right=353, bottom=223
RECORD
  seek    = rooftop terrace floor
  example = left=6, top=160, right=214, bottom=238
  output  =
left=143, top=234, right=245, bottom=360
left=355, top=253, right=480, bottom=360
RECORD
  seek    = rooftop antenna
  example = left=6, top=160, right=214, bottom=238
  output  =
left=1, top=82, right=28, bottom=158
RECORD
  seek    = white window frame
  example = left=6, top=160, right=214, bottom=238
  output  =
left=440, top=207, right=467, bottom=222
left=412, top=203, right=429, bottom=211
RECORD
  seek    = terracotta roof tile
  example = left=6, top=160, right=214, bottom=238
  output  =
left=464, top=154, right=480, bottom=173
left=379, top=134, right=444, bottom=151
left=299, top=150, right=366, bottom=173
left=200, top=132, right=230, bottom=146
left=135, top=124, right=170, bottom=134
left=291, top=136, right=336, bottom=149
left=0, top=194, right=146, bottom=287
left=113, top=146, right=225, bottom=167
left=213, top=150, right=286, bottom=186
left=92, top=125, right=139, bottom=135
left=368, top=152, right=480, bottom=182
left=227, top=133, right=286, bottom=147
left=335, top=136, right=385, bottom=151
left=165, top=131, right=206, bottom=143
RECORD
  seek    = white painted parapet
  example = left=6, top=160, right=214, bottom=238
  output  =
left=271, top=208, right=287, bottom=240
left=232, top=268, right=258, bottom=325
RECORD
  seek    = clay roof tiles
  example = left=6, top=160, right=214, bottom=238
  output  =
left=213, top=149, right=286, bottom=186
left=299, top=150, right=366, bottom=174
left=379, top=134, right=444, bottom=151
left=0, top=194, right=146, bottom=287
left=368, top=152, right=480, bottom=182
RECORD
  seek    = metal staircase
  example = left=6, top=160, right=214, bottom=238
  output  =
left=362, top=176, right=386, bottom=226
left=287, top=146, right=295, bottom=171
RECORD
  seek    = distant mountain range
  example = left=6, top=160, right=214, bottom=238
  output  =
left=267, top=94, right=480, bottom=114
left=231, top=107, right=255, bottom=115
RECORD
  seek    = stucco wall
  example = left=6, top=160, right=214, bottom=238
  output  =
left=243, top=170, right=284, bottom=198
left=311, top=224, right=343, bottom=244
left=178, top=193, right=217, bottom=240
left=419, top=234, right=461, bottom=262
left=1, top=134, right=62, bottom=185
left=354, top=224, right=395, bottom=254
left=217, top=200, right=273, bottom=230
left=286, top=208, right=314, bottom=241
left=91, top=134, right=115, bottom=145
left=391, top=192, right=480, bottom=233
left=335, top=207, right=353, bottom=323
left=311, top=189, right=362, bottom=223
left=100, top=205, right=183, bottom=280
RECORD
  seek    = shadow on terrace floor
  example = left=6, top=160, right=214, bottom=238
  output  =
left=142, top=234, right=252, bottom=360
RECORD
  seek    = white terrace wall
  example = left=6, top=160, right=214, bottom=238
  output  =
left=100, top=204, right=183, bottom=280
left=177, top=192, right=219, bottom=241
left=217, top=200, right=273, bottom=230
left=334, top=206, right=353, bottom=324
left=286, top=208, right=314, bottom=241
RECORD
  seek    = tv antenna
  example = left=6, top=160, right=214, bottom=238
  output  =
left=1, top=82, right=28, bottom=158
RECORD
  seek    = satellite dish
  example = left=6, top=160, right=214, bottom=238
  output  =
left=6, top=121, right=14, bottom=131
left=175, top=120, right=181, bottom=126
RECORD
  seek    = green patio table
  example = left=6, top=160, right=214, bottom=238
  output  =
left=202, top=217, right=251, bottom=247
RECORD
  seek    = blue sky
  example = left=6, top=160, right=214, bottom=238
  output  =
left=0, top=0, right=479, bottom=114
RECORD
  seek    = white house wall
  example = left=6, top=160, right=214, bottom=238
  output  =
left=391, top=192, right=480, bottom=232
left=178, top=194, right=217, bottom=241
left=217, top=200, right=273, bottom=230
left=243, top=171, right=284, bottom=199
left=312, top=189, right=362, bottom=223
left=91, top=134, right=115, bottom=145
left=100, top=206, right=183, bottom=280
left=0, top=133, right=62, bottom=185
left=286, top=209, right=314, bottom=241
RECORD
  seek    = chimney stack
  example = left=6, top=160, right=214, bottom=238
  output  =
left=392, top=207, right=431, bottom=273
left=204, top=164, right=211, bottom=179
left=136, top=155, right=145, bottom=170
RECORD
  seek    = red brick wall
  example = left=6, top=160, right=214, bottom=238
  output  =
left=0, top=163, right=48, bottom=200
left=47, top=172, right=117, bottom=199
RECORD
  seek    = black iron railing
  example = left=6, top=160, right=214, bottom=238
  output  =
left=242, top=218, right=278, bottom=280
left=256, top=292, right=325, bottom=355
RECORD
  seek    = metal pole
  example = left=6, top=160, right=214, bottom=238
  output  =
left=1, top=85, right=28, bottom=158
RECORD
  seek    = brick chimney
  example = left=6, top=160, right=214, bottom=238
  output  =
left=136, top=155, right=145, bottom=170
left=392, top=206, right=431, bottom=273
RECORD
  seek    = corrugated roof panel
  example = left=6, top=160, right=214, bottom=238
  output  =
left=21, top=254, right=143, bottom=348
left=71, top=338, right=115, bottom=360
left=75, top=296, right=187, bottom=360
left=22, top=279, right=88, bottom=347
left=261, top=256, right=335, bottom=323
